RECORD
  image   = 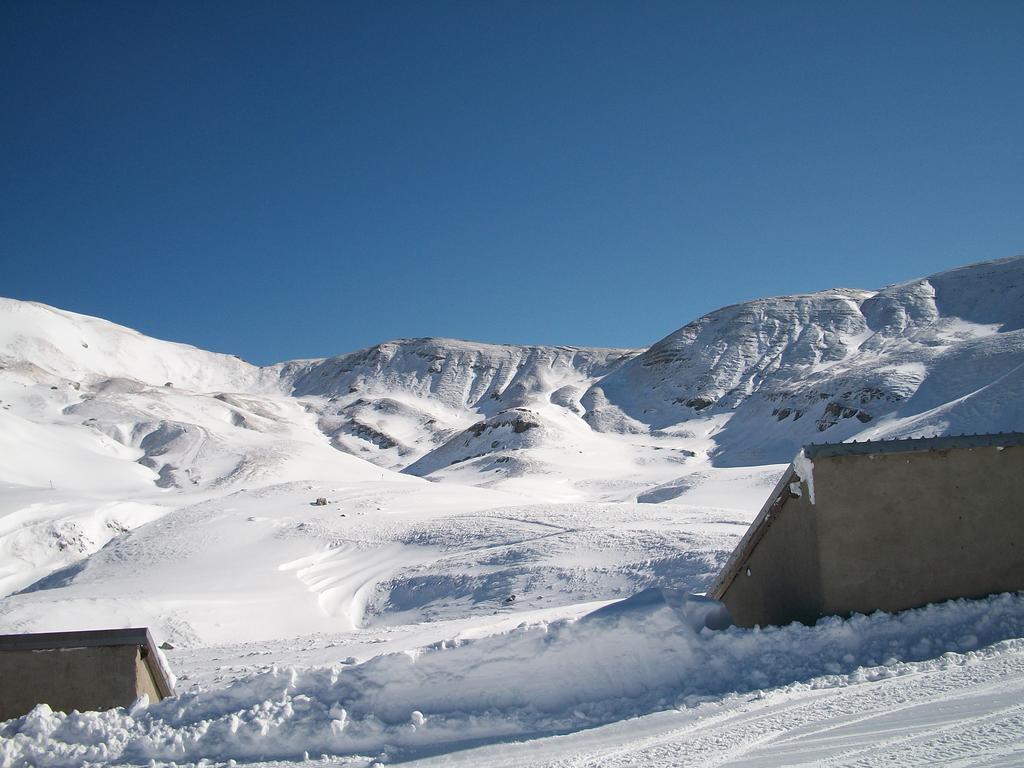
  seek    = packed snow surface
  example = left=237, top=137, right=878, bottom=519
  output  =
left=2, top=255, right=1024, bottom=765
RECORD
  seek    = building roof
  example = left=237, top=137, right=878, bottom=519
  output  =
left=0, top=628, right=175, bottom=698
left=804, top=431, right=1024, bottom=460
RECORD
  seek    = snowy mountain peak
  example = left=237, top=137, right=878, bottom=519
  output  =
left=589, top=255, right=1024, bottom=465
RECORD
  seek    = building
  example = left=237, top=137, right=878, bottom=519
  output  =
left=710, top=433, right=1024, bottom=628
left=0, top=627, right=174, bottom=721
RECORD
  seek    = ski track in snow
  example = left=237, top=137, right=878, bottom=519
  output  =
left=407, top=645, right=1024, bottom=767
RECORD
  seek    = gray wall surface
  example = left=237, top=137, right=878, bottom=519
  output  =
left=713, top=477, right=823, bottom=627
left=715, top=443, right=1024, bottom=628
left=0, top=645, right=156, bottom=721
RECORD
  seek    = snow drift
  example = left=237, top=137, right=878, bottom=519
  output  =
left=4, top=590, right=1024, bottom=767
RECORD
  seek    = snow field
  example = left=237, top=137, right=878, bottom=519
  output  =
left=3, top=591, right=1024, bottom=767
left=0, top=481, right=748, bottom=648
left=0, top=487, right=165, bottom=596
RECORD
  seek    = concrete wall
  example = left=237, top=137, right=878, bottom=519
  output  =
left=135, top=650, right=164, bottom=705
left=712, top=472, right=824, bottom=627
left=714, top=442, right=1024, bottom=628
left=0, top=644, right=155, bottom=721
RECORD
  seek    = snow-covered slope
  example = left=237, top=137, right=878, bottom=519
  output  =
left=2, top=256, right=1023, bottom=594
left=281, top=339, right=639, bottom=471
left=3, top=256, right=1024, bottom=766
left=6, top=255, right=1022, bottom=496
left=0, top=300, right=406, bottom=595
left=0, top=299, right=274, bottom=393
left=589, top=255, right=1024, bottom=466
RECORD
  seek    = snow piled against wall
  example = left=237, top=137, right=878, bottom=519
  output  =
left=4, top=589, right=1024, bottom=767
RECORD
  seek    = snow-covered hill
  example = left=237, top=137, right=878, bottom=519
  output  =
left=3, top=256, right=1024, bottom=767
left=281, top=255, right=1024, bottom=486
left=0, top=299, right=272, bottom=393
left=0, top=299, right=397, bottom=595
left=4, top=255, right=1023, bottom=497
left=282, top=338, right=638, bottom=472
left=589, top=255, right=1024, bottom=466
left=1, top=256, right=1022, bottom=594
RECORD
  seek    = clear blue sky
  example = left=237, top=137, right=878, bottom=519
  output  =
left=3, top=1, right=1023, bottom=364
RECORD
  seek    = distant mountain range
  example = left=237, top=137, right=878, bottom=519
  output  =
left=3, top=255, right=1023, bottom=494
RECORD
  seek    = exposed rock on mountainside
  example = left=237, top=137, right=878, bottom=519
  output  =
left=404, top=408, right=546, bottom=476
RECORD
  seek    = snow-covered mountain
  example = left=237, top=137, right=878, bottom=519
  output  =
left=2, top=255, right=1023, bottom=602
left=281, top=339, right=638, bottom=471
left=3, top=256, right=1023, bottom=498
left=588, top=255, right=1024, bottom=465
left=4, top=256, right=1024, bottom=767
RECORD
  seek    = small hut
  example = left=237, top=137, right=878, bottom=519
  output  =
left=0, top=627, right=175, bottom=721
left=711, top=433, right=1024, bottom=628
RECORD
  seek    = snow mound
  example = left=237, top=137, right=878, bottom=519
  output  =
left=582, top=586, right=733, bottom=631
left=4, top=591, right=1024, bottom=767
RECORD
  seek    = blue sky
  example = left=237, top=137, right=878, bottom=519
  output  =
left=3, top=1, right=1023, bottom=364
